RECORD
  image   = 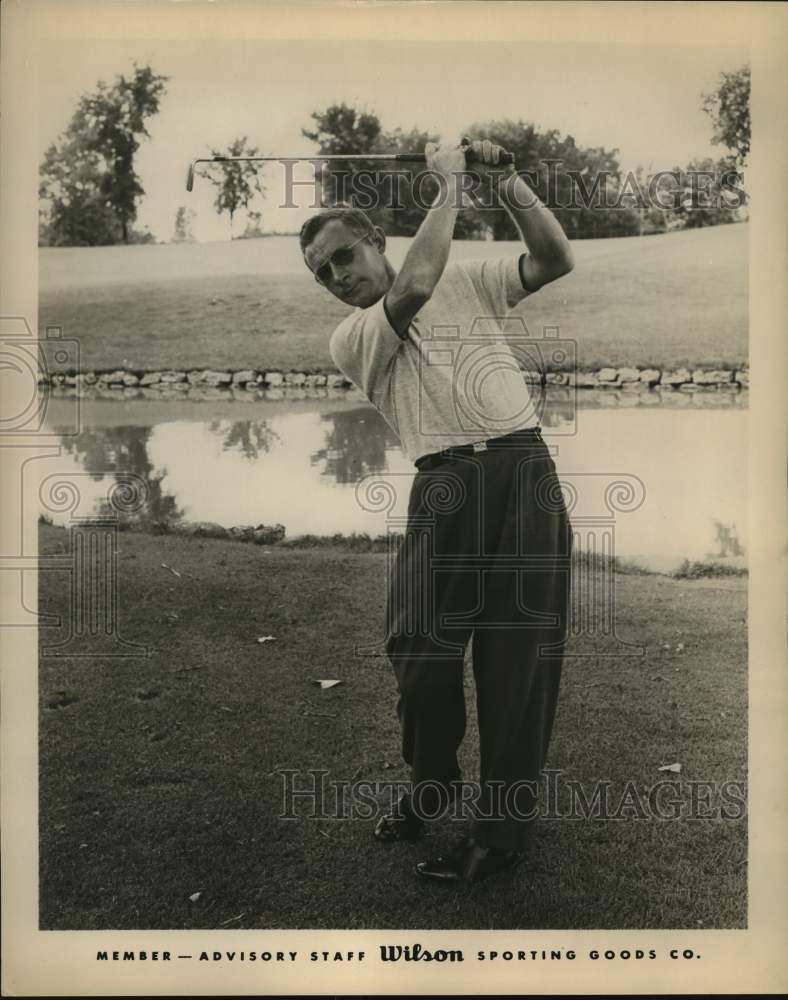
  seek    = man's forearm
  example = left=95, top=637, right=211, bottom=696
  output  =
left=498, top=172, right=574, bottom=277
left=393, top=182, right=459, bottom=298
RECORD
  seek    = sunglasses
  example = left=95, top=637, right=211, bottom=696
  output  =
left=311, top=232, right=371, bottom=286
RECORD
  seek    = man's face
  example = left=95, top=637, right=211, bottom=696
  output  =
left=304, top=220, right=391, bottom=308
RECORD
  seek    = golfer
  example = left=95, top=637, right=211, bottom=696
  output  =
left=299, top=138, right=574, bottom=884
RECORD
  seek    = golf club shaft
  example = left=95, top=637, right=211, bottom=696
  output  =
left=185, top=149, right=515, bottom=191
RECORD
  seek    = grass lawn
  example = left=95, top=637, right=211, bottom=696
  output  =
left=39, top=223, right=748, bottom=373
left=39, top=524, right=747, bottom=930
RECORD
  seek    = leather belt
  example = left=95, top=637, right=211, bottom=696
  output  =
left=415, top=426, right=543, bottom=471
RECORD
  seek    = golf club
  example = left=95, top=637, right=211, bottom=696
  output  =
left=185, top=146, right=515, bottom=191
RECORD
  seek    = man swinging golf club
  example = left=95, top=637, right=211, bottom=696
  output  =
left=299, top=137, right=574, bottom=884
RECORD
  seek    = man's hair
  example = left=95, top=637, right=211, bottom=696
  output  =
left=299, top=204, right=376, bottom=255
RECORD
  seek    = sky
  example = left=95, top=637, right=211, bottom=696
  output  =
left=38, top=37, right=747, bottom=242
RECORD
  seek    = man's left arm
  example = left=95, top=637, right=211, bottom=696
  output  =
left=496, top=170, right=574, bottom=294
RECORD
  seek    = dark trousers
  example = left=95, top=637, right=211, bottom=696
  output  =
left=385, top=436, right=572, bottom=850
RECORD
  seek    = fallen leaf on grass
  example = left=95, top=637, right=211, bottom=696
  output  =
left=47, top=690, right=80, bottom=710
left=161, top=563, right=182, bottom=578
left=676, top=642, right=685, bottom=652
left=257, top=635, right=276, bottom=644
left=136, top=688, right=160, bottom=701
left=188, top=892, right=202, bottom=903
left=658, top=763, right=682, bottom=773
left=314, top=679, right=342, bottom=689
left=220, top=706, right=233, bottom=713
left=219, top=912, right=245, bottom=926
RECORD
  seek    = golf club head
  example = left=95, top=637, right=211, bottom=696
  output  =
left=186, top=161, right=196, bottom=192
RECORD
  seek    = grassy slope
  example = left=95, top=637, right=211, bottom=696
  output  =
left=39, top=224, right=748, bottom=372
left=39, top=525, right=746, bottom=930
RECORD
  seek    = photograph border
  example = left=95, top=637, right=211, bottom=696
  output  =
left=2, top=1, right=786, bottom=995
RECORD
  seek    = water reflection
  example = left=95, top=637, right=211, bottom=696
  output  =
left=44, top=401, right=747, bottom=569
left=208, top=419, right=280, bottom=460
left=60, top=425, right=185, bottom=526
left=310, top=407, right=399, bottom=483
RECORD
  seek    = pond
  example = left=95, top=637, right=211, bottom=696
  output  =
left=40, top=394, right=747, bottom=573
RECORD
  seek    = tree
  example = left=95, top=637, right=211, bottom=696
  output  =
left=200, top=136, right=266, bottom=239
left=173, top=206, right=196, bottom=243
left=672, top=156, right=742, bottom=229
left=39, top=63, right=168, bottom=246
left=376, top=125, right=486, bottom=239
left=701, top=65, right=750, bottom=215
left=240, top=210, right=265, bottom=240
left=127, top=225, right=157, bottom=245
left=303, top=103, right=486, bottom=238
left=463, top=119, right=638, bottom=240
left=303, top=105, right=640, bottom=240
left=39, top=141, right=118, bottom=246
left=623, top=166, right=675, bottom=234
left=302, top=102, right=385, bottom=211
left=302, top=102, right=382, bottom=179
left=702, top=65, right=750, bottom=168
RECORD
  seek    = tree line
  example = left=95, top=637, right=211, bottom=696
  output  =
left=39, top=64, right=168, bottom=246
left=303, top=92, right=748, bottom=240
left=39, top=63, right=749, bottom=246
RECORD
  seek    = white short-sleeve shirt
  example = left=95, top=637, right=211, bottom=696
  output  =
left=329, top=255, right=541, bottom=464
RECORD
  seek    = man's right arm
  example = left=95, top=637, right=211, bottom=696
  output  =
left=383, top=142, right=466, bottom=337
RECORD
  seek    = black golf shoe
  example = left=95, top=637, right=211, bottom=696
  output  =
left=416, top=837, right=523, bottom=884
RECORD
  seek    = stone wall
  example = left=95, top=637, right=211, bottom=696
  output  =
left=44, top=365, right=749, bottom=403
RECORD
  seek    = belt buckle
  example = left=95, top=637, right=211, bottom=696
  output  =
left=472, top=440, right=488, bottom=453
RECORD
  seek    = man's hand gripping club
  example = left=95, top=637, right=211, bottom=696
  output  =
left=384, top=137, right=515, bottom=337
